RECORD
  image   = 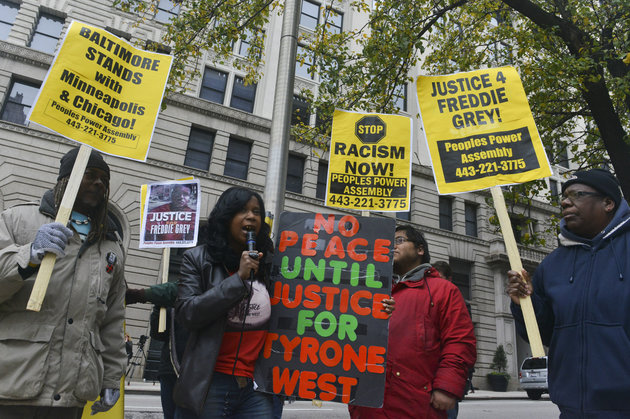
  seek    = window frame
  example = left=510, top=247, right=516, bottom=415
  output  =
left=393, top=83, right=407, bottom=112
left=184, top=126, right=215, bottom=171
left=223, top=138, right=252, bottom=180
left=295, top=44, right=315, bottom=80
left=0, top=79, right=41, bottom=125
left=322, top=7, right=343, bottom=34
left=316, top=161, right=328, bottom=199
left=28, top=11, right=65, bottom=53
left=286, top=154, right=306, bottom=194
left=439, top=196, right=453, bottom=231
left=155, top=0, right=181, bottom=23
left=464, top=202, right=478, bottom=237
left=291, top=95, right=311, bottom=126
left=229, top=75, right=257, bottom=113
left=0, top=0, right=20, bottom=41
left=300, top=0, right=320, bottom=31
left=449, top=258, right=472, bottom=300
left=199, top=67, right=228, bottom=105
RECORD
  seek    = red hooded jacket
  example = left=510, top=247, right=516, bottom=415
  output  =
left=349, top=265, right=477, bottom=418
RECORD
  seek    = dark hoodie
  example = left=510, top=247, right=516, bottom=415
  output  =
left=511, top=199, right=630, bottom=416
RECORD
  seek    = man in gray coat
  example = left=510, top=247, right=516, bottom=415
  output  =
left=0, top=147, right=127, bottom=418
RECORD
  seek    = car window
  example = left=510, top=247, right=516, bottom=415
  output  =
left=522, top=358, right=547, bottom=369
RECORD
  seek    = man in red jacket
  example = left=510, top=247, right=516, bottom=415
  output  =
left=350, top=225, right=476, bottom=418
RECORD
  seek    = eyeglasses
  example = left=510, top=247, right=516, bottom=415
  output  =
left=394, top=236, right=410, bottom=245
left=561, top=190, right=602, bottom=203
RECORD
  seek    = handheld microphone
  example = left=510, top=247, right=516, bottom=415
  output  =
left=246, top=230, right=257, bottom=281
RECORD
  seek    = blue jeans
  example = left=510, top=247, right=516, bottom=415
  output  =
left=175, top=372, right=273, bottom=419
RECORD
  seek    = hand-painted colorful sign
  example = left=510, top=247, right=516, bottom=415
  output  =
left=255, top=212, right=394, bottom=407
left=327, top=110, right=412, bottom=211
left=28, top=21, right=172, bottom=161
left=416, top=67, right=551, bottom=194
left=139, top=179, right=201, bottom=248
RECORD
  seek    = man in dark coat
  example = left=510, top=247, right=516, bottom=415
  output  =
left=508, top=168, right=630, bottom=417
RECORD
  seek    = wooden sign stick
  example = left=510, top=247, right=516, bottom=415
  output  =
left=27, top=145, right=92, bottom=311
left=490, top=186, right=545, bottom=357
left=158, top=247, right=171, bottom=333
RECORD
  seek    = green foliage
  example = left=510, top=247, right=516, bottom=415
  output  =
left=490, top=344, right=508, bottom=373
left=115, top=0, right=630, bottom=196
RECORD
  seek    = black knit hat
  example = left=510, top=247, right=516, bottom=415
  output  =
left=58, top=147, right=110, bottom=181
left=562, top=168, right=622, bottom=208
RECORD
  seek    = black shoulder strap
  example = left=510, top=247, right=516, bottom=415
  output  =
left=169, top=307, right=181, bottom=377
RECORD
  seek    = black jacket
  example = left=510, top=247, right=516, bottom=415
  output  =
left=172, top=244, right=251, bottom=415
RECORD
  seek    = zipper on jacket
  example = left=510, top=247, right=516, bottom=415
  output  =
left=579, top=249, right=596, bottom=413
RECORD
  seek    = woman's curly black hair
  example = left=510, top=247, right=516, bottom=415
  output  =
left=204, top=186, right=274, bottom=285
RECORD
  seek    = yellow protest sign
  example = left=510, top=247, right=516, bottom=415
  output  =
left=416, top=67, right=551, bottom=194
left=327, top=110, right=412, bottom=211
left=29, top=21, right=172, bottom=161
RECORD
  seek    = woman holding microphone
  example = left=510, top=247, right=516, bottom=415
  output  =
left=173, top=186, right=275, bottom=418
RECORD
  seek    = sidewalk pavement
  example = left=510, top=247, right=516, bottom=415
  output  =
left=123, top=381, right=549, bottom=418
left=463, top=389, right=534, bottom=400
left=124, top=380, right=535, bottom=400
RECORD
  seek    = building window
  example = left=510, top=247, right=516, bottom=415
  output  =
left=1, top=80, right=40, bottom=125
left=29, top=12, right=65, bottom=53
left=300, top=0, right=319, bottom=30
left=224, top=138, right=251, bottom=179
left=236, top=29, right=263, bottom=58
left=230, top=76, right=257, bottom=113
left=323, top=8, right=343, bottom=34
left=184, top=127, right=215, bottom=171
left=393, top=83, right=407, bottom=112
left=200, top=68, right=228, bottom=104
left=556, top=142, right=569, bottom=168
left=439, top=196, right=453, bottom=231
left=510, top=216, right=535, bottom=243
left=396, top=211, right=410, bottom=221
left=155, top=0, right=181, bottom=23
left=295, top=44, right=314, bottom=80
left=546, top=140, right=569, bottom=169
left=549, top=179, right=559, bottom=203
left=315, top=110, right=332, bottom=135
left=316, top=161, right=328, bottom=199
left=465, top=202, right=478, bottom=237
left=286, top=154, right=305, bottom=194
left=0, top=0, right=19, bottom=40
left=291, top=96, right=311, bottom=125
left=449, top=258, right=472, bottom=300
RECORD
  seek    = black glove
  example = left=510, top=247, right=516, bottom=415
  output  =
left=125, top=288, right=147, bottom=305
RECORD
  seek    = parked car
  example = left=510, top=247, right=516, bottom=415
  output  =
left=519, top=356, right=548, bottom=400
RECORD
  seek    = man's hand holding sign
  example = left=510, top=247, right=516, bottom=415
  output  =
left=417, top=66, right=551, bottom=358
